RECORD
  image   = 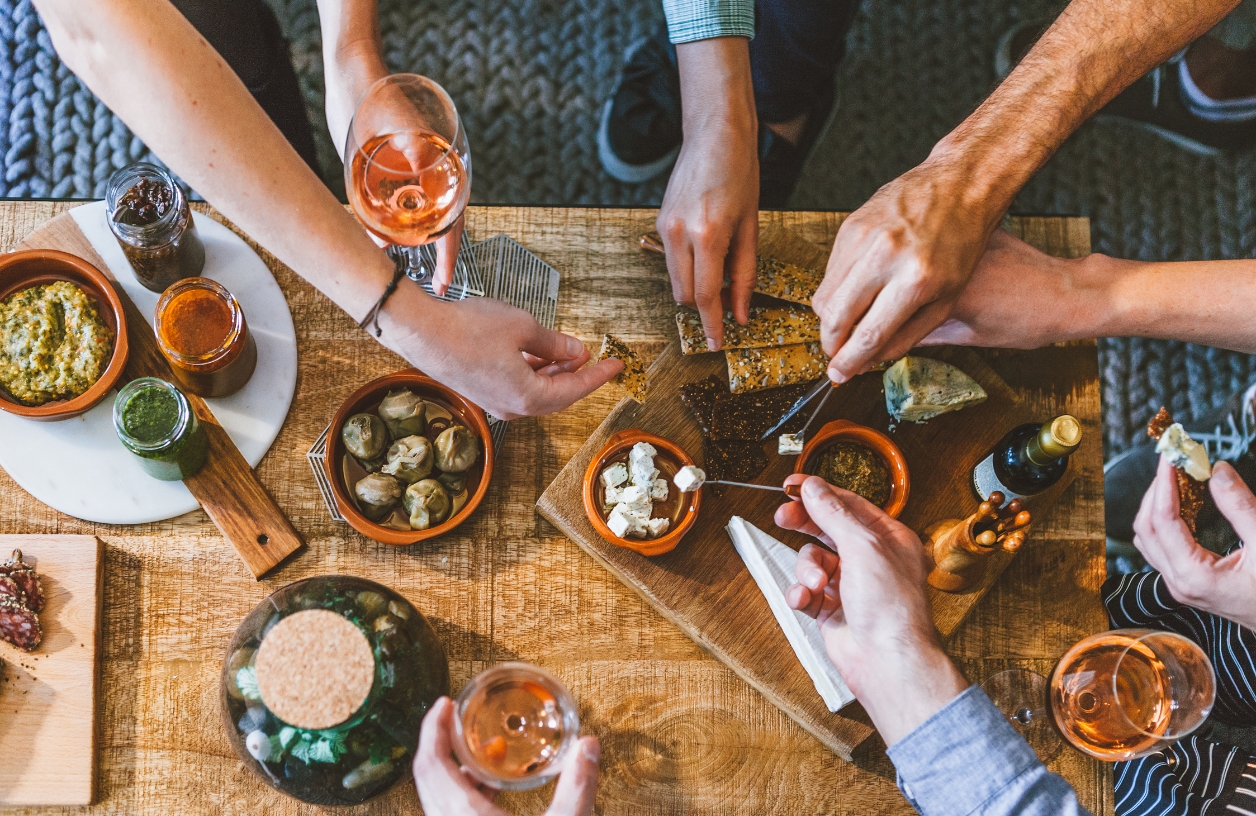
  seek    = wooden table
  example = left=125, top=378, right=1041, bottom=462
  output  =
left=0, top=202, right=1111, bottom=816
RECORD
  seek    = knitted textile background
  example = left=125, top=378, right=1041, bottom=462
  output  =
left=2, top=0, right=1254, bottom=457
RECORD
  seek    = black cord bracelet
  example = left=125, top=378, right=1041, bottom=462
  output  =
left=358, top=259, right=407, bottom=337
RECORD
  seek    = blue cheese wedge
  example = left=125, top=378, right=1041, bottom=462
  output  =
left=884, top=356, right=987, bottom=423
left=1155, top=423, right=1212, bottom=481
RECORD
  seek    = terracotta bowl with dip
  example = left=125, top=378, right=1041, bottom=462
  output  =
left=325, top=369, right=494, bottom=545
left=0, top=249, right=130, bottom=421
left=794, top=419, right=910, bottom=518
left=582, top=429, right=701, bottom=557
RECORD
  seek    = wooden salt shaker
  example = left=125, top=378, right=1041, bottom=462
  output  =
left=922, top=492, right=1031, bottom=592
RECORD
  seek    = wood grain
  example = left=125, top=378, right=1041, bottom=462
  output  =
left=0, top=534, right=103, bottom=806
left=14, top=214, right=303, bottom=578
left=0, top=204, right=1109, bottom=816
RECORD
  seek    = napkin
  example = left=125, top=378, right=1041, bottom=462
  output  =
left=726, top=516, right=855, bottom=712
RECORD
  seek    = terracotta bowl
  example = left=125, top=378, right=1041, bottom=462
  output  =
left=325, top=369, right=494, bottom=545
left=0, top=249, right=130, bottom=420
left=794, top=419, right=911, bottom=518
left=582, top=429, right=701, bottom=557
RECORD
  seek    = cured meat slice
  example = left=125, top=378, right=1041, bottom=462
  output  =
left=0, top=575, right=25, bottom=608
left=0, top=599, right=41, bottom=650
left=0, top=550, right=42, bottom=613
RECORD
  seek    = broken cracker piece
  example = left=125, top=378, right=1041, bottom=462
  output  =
left=1147, top=407, right=1207, bottom=534
left=598, top=334, right=648, bottom=403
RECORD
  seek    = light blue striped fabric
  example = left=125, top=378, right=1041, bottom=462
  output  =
left=660, top=0, right=754, bottom=43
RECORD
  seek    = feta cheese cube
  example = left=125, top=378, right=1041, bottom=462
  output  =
left=603, top=484, right=623, bottom=505
left=606, top=505, right=633, bottom=538
left=673, top=465, right=706, bottom=493
left=620, top=484, right=651, bottom=511
left=647, top=517, right=670, bottom=538
left=649, top=478, right=669, bottom=501
left=600, top=463, right=628, bottom=488
left=778, top=434, right=804, bottom=455
left=622, top=507, right=651, bottom=538
left=628, top=443, right=659, bottom=485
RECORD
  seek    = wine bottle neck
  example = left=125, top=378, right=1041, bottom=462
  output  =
left=1025, top=415, right=1082, bottom=465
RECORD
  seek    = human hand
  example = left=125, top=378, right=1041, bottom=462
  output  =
left=1133, top=457, right=1256, bottom=631
left=658, top=37, right=759, bottom=351
left=920, top=230, right=1094, bottom=350
left=814, top=161, right=997, bottom=382
left=382, top=289, right=622, bottom=420
left=776, top=476, right=968, bottom=746
left=414, top=697, right=601, bottom=816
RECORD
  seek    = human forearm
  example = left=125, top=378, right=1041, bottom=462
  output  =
left=317, top=0, right=388, bottom=156
left=929, top=0, right=1242, bottom=228
left=853, top=645, right=969, bottom=748
left=36, top=0, right=405, bottom=327
left=675, top=37, right=755, bottom=142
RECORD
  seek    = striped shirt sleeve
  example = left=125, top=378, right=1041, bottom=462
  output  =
left=661, top=0, right=755, bottom=43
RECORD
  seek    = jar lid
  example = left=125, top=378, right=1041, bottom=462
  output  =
left=255, top=609, right=376, bottom=730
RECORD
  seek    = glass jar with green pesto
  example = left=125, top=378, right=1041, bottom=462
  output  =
left=112, top=377, right=208, bottom=480
left=220, top=576, right=450, bottom=806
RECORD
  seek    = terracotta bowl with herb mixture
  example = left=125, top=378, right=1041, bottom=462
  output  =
left=0, top=249, right=129, bottom=420
left=325, top=369, right=494, bottom=545
left=220, top=575, right=450, bottom=806
left=795, top=420, right=910, bottom=518
left=582, top=429, right=701, bottom=557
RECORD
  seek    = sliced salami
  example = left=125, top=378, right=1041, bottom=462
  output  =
left=0, top=599, right=41, bottom=650
left=0, top=550, right=42, bottom=613
left=0, top=575, right=24, bottom=608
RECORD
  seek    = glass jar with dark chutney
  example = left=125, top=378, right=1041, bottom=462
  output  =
left=155, top=277, right=257, bottom=398
left=106, top=162, right=206, bottom=293
left=112, top=377, right=208, bottom=480
left=220, top=576, right=450, bottom=806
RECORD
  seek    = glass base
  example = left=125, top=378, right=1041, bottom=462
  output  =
left=387, top=244, right=433, bottom=285
left=982, top=669, right=1064, bottom=762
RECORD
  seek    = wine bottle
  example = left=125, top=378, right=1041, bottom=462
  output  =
left=973, top=415, right=1082, bottom=501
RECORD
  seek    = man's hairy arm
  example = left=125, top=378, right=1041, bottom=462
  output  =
left=820, top=0, right=1244, bottom=382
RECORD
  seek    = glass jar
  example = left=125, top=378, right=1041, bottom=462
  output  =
left=113, top=377, right=208, bottom=480
left=155, top=277, right=257, bottom=398
left=106, top=162, right=206, bottom=293
left=220, top=575, right=450, bottom=806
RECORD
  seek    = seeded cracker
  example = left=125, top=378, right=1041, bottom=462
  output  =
left=675, top=305, right=820, bottom=355
left=1147, top=407, right=1206, bottom=533
left=598, top=334, right=648, bottom=403
left=726, top=342, right=828, bottom=394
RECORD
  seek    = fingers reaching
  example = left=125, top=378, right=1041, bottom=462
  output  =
left=1211, top=461, right=1256, bottom=545
left=692, top=237, right=730, bottom=351
left=543, top=737, right=601, bottom=816
left=433, top=218, right=464, bottom=297
left=726, top=216, right=758, bottom=326
left=414, top=697, right=498, bottom=812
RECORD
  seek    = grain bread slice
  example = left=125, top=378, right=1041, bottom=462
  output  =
left=676, top=305, right=821, bottom=355
left=726, top=342, right=828, bottom=394
left=598, top=334, right=648, bottom=403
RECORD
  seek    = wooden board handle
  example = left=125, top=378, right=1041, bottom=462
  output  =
left=17, top=211, right=303, bottom=578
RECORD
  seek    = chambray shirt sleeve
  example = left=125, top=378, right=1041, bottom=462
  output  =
left=887, top=686, right=1093, bottom=816
left=661, top=0, right=755, bottom=43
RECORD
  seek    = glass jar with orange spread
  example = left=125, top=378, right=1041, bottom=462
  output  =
left=154, top=277, right=257, bottom=398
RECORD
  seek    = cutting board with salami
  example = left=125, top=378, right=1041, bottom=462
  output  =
left=0, top=534, right=104, bottom=806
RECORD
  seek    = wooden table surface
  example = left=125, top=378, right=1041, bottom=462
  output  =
left=0, top=202, right=1111, bottom=816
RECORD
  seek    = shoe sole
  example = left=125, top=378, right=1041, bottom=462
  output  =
left=597, top=98, right=680, bottom=183
left=1092, top=113, right=1224, bottom=158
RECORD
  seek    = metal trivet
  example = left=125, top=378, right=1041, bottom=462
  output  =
left=388, top=231, right=486, bottom=302
left=308, top=232, right=562, bottom=523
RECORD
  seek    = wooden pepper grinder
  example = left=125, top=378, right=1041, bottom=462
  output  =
left=922, top=492, right=1031, bottom=592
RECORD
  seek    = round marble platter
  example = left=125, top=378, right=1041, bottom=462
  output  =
left=0, top=201, right=298, bottom=524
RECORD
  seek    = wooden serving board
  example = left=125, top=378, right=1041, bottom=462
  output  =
left=537, top=342, right=1077, bottom=760
left=11, top=211, right=303, bottom=578
left=0, top=535, right=104, bottom=806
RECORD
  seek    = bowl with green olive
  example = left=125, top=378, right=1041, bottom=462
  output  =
left=0, top=249, right=130, bottom=420
left=325, top=369, right=493, bottom=545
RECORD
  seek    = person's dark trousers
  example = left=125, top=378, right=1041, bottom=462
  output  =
left=750, top=0, right=860, bottom=125
left=172, top=0, right=322, bottom=176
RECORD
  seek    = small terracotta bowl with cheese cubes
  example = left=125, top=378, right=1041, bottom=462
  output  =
left=583, top=429, right=701, bottom=556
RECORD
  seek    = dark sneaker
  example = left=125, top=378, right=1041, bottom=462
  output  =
left=1105, top=382, right=1256, bottom=550
left=758, top=84, right=837, bottom=208
left=1095, top=58, right=1256, bottom=155
left=598, top=26, right=682, bottom=183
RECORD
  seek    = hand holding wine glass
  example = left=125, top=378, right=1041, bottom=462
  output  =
left=345, top=74, right=471, bottom=297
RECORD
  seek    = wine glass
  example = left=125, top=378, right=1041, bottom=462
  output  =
left=344, top=74, right=471, bottom=290
left=983, top=629, right=1215, bottom=762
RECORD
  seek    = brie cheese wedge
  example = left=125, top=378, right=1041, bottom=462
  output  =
left=884, top=356, right=987, bottom=423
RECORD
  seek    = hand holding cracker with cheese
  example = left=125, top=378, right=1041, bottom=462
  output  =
left=1132, top=455, right=1256, bottom=633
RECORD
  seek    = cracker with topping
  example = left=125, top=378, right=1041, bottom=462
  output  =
left=675, top=305, right=820, bottom=355
left=726, top=342, right=828, bottom=394
left=1147, top=407, right=1207, bottom=533
left=598, top=334, right=648, bottom=403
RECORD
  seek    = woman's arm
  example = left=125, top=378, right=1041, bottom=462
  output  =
left=35, top=0, right=616, bottom=419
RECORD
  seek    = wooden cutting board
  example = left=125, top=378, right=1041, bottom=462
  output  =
left=537, top=343, right=1077, bottom=761
left=0, top=534, right=104, bottom=806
